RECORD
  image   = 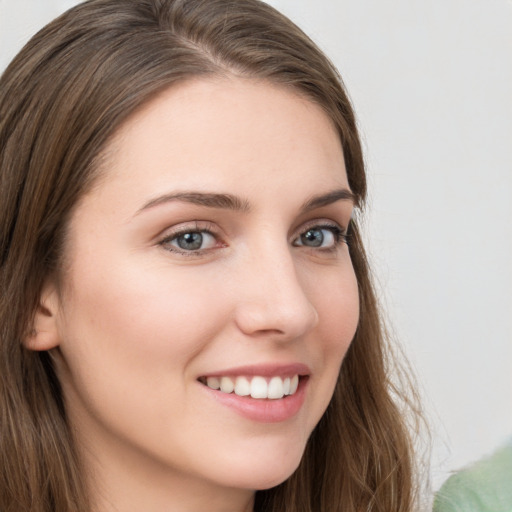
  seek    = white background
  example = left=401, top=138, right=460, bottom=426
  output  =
left=1, top=0, right=511, bottom=494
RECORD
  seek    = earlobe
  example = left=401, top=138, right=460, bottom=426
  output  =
left=24, top=284, right=62, bottom=351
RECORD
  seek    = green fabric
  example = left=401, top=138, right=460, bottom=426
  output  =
left=433, top=440, right=512, bottom=512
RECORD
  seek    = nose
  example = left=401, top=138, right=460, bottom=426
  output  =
left=233, top=244, right=319, bottom=341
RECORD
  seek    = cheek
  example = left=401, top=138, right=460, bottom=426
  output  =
left=63, top=256, right=225, bottom=346
left=302, top=261, right=359, bottom=416
left=54, top=258, right=234, bottom=449
left=315, top=264, right=360, bottom=356
left=55, top=257, right=230, bottom=405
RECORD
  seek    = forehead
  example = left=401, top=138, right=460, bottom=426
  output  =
left=88, top=77, right=348, bottom=212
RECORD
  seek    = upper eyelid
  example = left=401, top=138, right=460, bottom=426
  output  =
left=158, top=225, right=223, bottom=256
left=158, top=221, right=218, bottom=239
left=293, top=219, right=347, bottom=238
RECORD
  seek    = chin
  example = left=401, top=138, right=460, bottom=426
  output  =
left=252, top=467, right=300, bottom=491
left=214, top=444, right=305, bottom=491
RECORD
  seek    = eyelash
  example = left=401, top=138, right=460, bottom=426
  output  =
left=158, top=221, right=349, bottom=256
left=159, top=222, right=220, bottom=256
left=293, top=222, right=349, bottom=251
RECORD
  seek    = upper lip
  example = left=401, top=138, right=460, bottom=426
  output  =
left=199, top=363, right=311, bottom=379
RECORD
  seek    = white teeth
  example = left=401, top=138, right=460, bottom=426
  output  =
left=250, top=376, right=268, bottom=398
left=268, top=376, right=284, bottom=399
left=206, top=376, right=220, bottom=390
left=234, top=376, right=250, bottom=396
left=283, top=377, right=291, bottom=395
left=220, top=376, right=234, bottom=394
left=204, top=375, right=301, bottom=399
left=290, top=375, right=299, bottom=395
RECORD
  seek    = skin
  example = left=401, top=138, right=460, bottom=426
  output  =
left=32, top=77, right=360, bottom=512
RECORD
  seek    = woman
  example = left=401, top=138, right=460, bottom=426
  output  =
left=0, top=0, right=421, bottom=510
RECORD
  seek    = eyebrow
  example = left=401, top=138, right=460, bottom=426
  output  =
left=136, top=192, right=251, bottom=215
left=135, top=188, right=356, bottom=216
left=300, top=188, right=357, bottom=211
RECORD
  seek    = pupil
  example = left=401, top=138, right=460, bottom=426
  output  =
left=178, top=232, right=203, bottom=250
left=302, top=229, right=323, bottom=247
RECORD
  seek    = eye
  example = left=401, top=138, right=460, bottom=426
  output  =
left=160, top=229, right=218, bottom=253
left=293, top=224, right=346, bottom=249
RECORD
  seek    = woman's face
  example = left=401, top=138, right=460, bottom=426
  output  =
left=48, top=78, right=359, bottom=505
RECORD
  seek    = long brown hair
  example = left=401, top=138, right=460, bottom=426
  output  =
left=0, top=1, right=421, bottom=510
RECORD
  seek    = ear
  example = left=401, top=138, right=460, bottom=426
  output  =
left=24, top=282, right=62, bottom=351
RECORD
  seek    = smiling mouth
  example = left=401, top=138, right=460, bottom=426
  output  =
left=198, top=375, right=303, bottom=400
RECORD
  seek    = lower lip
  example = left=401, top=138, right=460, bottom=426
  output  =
left=200, top=377, right=308, bottom=423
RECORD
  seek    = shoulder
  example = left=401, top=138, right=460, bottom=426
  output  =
left=433, top=440, right=512, bottom=512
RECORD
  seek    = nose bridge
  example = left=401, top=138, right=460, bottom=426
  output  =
left=234, top=237, right=319, bottom=339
